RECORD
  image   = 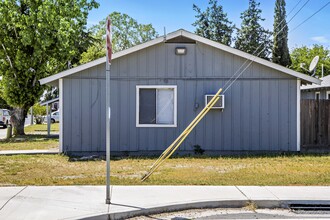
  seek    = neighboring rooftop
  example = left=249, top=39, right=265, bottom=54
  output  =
left=301, top=75, right=330, bottom=90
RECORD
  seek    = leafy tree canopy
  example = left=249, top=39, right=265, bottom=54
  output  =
left=235, top=0, right=272, bottom=59
left=0, top=97, right=10, bottom=109
left=80, top=12, right=158, bottom=64
left=290, top=45, right=330, bottom=77
left=193, top=0, right=234, bottom=46
left=0, top=0, right=98, bottom=134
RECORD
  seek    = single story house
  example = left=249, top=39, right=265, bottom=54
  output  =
left=301, top=75, right=330, bottom=100
left=40, top=29, right=320, bottom=155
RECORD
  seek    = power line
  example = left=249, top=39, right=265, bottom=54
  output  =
left=287, top=0, right=304, bottom=16
left=223, top=0, right=329, bottom=94
left=221, top=0, right=310, bottom=92
left=222, top=0, right=312, bottom=93
left=291, top=1, right=330, bottom=33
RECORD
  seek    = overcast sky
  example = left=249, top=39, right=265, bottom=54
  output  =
left=87, top=0, right=330, bottom=49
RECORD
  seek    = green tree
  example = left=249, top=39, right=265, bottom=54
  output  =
left=0, top=80, right=10, bottom=109
left=235, top=0, right=272, bottom=59
left=31, top=103, right=47, bottom=124
left=0, top=97, right=10, bottom=109
left=193, top=0, right=234, bottom=46
left=0, top=0, right=98, bottom=135
left=272, top=0, right=291, bottom=67
left=43, top=87, right=59, bottom=102
left=80, top=12, right=158, bottom=64
left=290, top=45, right=330, bottom=77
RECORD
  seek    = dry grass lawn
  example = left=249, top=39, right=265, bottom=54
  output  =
left=0, top=135, right=58, bottom=151
left=24, top=123, right=59, bottom=133
left=0, top=154, right=329, bottom=186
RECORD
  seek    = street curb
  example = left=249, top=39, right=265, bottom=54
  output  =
left=80, top=199, right=330, bottom=220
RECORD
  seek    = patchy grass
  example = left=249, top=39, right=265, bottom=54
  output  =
left=24, top=123, right=59, bottom=133
left=0, top=124, right=59, bottom=151
left=0, top=154, right=329, bottom=186
left=0, top=135, right=58, bottom=151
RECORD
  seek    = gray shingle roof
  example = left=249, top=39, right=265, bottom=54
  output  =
left=301, top=75, right=330, bottom=90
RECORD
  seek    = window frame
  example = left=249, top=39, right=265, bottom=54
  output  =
left=136, top=85, right=177, bottom=128
left=315, top=91, right=320, bottom=100
left=326, top=91, right=330, bottom=100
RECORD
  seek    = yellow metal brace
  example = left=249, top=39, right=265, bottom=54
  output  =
left=141, top=88, right=223, bottom=181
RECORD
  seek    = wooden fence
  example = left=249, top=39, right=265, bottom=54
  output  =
left=301, top=99, right=330, bottom=147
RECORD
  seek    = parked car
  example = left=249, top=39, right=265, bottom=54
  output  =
left=50, top=111, right=60, bottom=123
left=0, top=109, right=11, bottom=128
left=43, top=111, right=60, bottom=123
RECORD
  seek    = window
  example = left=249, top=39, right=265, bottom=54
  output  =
left=327, top=91, right=330, bottom=100
left=205, top=95, right=225, bottom=109
left=3, top=110, right=9, bottom=116
left=136, top=85, right=177, bottom=127
left=315, top=92, right=320, bottom=100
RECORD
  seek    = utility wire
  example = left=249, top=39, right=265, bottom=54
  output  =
left=223, top=14, right=297, bottom=93
left=291, top=1, right=330, bottom=33
left=220, top=0, right=310, bottom=91
left=222, top=0, right=329, bottom=94
left=287, top=0, right=304, bottom=16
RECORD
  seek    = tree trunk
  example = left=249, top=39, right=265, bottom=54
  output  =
left=11, top=107, right=27, bottom=135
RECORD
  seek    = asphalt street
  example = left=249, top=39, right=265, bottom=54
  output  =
left=0, top=127, right=7, bottom=139
left=0, top=116, right=32, bottom=139
left=143, top=208, right=330, bottom=219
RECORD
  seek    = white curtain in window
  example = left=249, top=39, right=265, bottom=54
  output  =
left=156, top=89, right=174, bottom=124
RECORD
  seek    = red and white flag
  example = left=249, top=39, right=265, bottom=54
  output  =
left=106, top=16, right=112, bottom=64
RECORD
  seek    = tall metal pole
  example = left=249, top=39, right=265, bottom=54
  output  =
left=105, top=17, right=112, bottom=205
left=30, top=108, right=33, bottom=125
left=47, top=104, right=50, bottom=137
left=322, top=64, right=324, bottom=78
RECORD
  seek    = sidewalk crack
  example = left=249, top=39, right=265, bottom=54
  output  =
left=264, top=186, right=280, bottom=200
left=235, top=186, right=250, bottom=200
left=0, top=186, right=28, bottom=211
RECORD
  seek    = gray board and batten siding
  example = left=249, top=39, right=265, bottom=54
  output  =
left=61, top=41, right=299, bottom=155
left=301, top=89, right=330, bottom=100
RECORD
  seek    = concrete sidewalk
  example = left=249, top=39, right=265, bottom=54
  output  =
left=0, top=149, right=59, bottom=155
left=0, top=186, right=329, bottom=220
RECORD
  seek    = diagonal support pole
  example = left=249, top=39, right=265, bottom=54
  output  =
left=141, top=88, right=223, bottom=181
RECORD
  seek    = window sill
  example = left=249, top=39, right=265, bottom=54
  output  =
left=136, top=124, right=177, bottom=128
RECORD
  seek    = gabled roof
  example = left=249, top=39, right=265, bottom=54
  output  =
left=301, top=75, right=330, bottom=90
left=40, top=29, right=321, bottom=85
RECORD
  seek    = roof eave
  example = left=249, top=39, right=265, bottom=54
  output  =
left=39, top=29, right=321, bottom=85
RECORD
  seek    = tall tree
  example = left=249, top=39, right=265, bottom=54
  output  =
left=272, top=0, right=291, bottom=67
left=235, top=0, right=272, bottom=59
left=0, top=0, right=98, bottom=135
left=290, top=45, right=330, bottom=77
left=80, top=12, right=158, bottom=64
left=193, top=0, right=234, bottom=46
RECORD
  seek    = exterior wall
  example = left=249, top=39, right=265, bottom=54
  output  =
left=62, top=42, right=298, bottom=154
left=301, top=89, right=330, bottom=100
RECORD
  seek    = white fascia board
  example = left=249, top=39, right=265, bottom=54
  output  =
left=59, top=79, right=63, bottom=153
left=39, top=32, right=182, bottom=86
left=39, top=57, right=106, bottom=85
left=300, top=85, right=323, bottom=90
left=39, top=97, right=59, bottom=106
left=180, top=30, right=321, bottom=85
left=297, top=79, right=301, bottom=151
